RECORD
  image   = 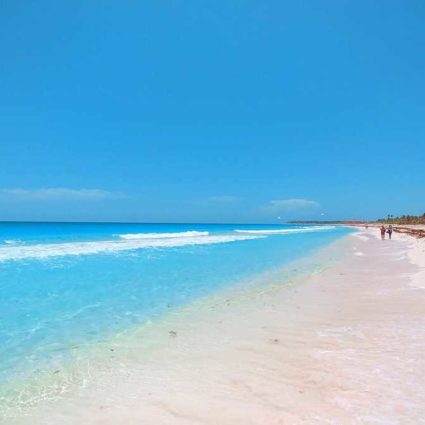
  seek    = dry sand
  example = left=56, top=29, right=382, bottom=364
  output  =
left=8, top=229, right=425, bottom=425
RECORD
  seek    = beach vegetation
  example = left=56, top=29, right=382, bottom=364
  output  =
left=377, top=213, right=425, bottom=224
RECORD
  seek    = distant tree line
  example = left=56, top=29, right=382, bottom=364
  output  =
left=289, top=220, right=364, bottom=224
left=377, top=213, right=425, bottom=224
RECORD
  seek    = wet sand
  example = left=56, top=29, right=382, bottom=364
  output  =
left=8, top=229, right=425, bottom=425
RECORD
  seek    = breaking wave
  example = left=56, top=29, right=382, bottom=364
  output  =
left=234, top=226, right=336, bottom=235
left=118, top=231, right=209, bottom=239
left=0, top=234, right=263, bottom=262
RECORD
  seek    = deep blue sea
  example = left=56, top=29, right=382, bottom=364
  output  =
left=0, top=222, right=351, bottom=408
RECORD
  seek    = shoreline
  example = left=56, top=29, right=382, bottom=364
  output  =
left=5, top=229, right=425, bottom=424
left=1, top=232, right=347, bottom=418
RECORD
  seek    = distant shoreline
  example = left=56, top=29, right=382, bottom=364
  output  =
left=289, top=220, right=365, bottom=225
left=290, top=221, right=425, bottom=238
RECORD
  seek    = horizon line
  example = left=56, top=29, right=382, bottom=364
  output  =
left=0, top=219, right=365, bottom=225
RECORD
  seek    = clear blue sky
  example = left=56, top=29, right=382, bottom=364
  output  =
left=0, top=1, right=424, bottom=223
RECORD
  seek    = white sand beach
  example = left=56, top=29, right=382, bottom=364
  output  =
left=7, top=229, right=425, bottom=425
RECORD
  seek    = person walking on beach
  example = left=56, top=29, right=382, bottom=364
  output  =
left=380, top=225, right=386, bottom=240
left=387, top=224, right=393, bottom=239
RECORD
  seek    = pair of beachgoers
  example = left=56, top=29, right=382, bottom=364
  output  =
left=380, top=225, right=393, bottom=240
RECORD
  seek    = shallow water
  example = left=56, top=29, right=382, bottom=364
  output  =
left=0, top=222, right=351, bottom=412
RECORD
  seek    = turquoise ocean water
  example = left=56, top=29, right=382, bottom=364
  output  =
left=0, top=222, right=351, bottom=410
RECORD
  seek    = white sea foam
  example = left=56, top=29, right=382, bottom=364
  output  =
left=352, top=234, right=370, bottom=241
left=0, top=234, right=263, bottom=262
left=118, top=231, right=209, bottom=239
left=3, top=240, right=22, bottom=245
left=234, top=226, right=335, bottom=235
